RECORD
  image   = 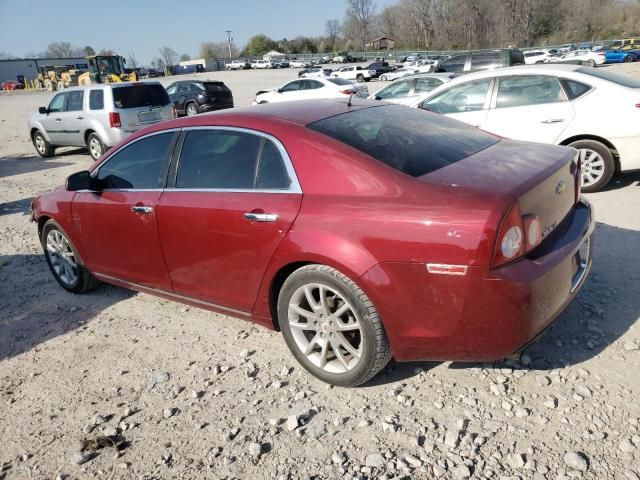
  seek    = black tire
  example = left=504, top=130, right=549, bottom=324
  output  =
left=278, top=264, right=392, bottom=387
left=87, top=133, right=105, bottom=161
left=624, top=55, right=633, bottom=63
left=569, top=139, right=615, bottom=193
left=186, top=102, right=199, bottom=116
left=586, top=59, right=596, bottom=67
left=259, top=100, right=268, bottom=104
left=32, top=130, right=55, bottom=157
left=356, top=74, right=365, bottom=82
left=41, top=220, right=99, bottom=294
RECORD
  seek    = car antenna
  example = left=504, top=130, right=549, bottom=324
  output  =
left=347, top=91, right=354, bottom=107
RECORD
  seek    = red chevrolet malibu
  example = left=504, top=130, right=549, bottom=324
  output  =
left=32, top=99, right=593, bottom=386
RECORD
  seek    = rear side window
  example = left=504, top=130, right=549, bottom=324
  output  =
left=203, top=82, right=228, bottom=92
left=301, top=80, right=323, bottom=90
left=112, top=84, right=170, bottom=109
left=97, top=132, right=174, bottom=189
left=377, top=79, right=412, bottom=99
left=176, top=130, right=262, bottom=189
left=89, top=90, right=104, bottom=110
left=561, top=79, right=592, bottom=99
left=328, top=78, right=352, bottom=86
left=470, top=51, right=501, bottom=70
left=308, top=105, right=498, bottom=177
left=496, top=76, right=564, bottom=108
left=256, top=141, right=290, bottom=189
left=66, top=91, right=84, bottom=112
left=510, top=50, right=525, bottom=65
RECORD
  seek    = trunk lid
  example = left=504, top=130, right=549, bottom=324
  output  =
left=423, top=139, right=578, bottom=241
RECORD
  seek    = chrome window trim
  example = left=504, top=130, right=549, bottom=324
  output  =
left=174, top=125, right=303, bottom=194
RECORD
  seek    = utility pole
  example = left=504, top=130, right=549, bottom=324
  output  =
left=225, top=30, right=233, bottom=59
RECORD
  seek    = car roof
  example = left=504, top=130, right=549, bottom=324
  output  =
left=442, top=64, right=583, bottom=85
left=57, top=81, right=164, bottom=92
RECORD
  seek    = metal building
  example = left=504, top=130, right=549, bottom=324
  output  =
left=0, top=57, right=88, bottom=83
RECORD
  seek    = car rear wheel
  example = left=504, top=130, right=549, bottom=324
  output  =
left=33, top=131, right=55, bottom=157
left=278, top=265, right=392, bottom=387
left=87, top=133, right=105, bottom=161
left=186, top=102, right=199, bottom=116
left=586, top=59, right=596, bottom=67
left=356, top=74, right=365, bottom=82
left=41, top=220, right=99, bottom=294
left=624, top=55, right=633, bottom=63
left=569, top=139, right=615, bottom=193
left=380, top=74, right=388, bottom=81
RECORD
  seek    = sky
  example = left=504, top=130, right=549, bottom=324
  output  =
left=0, top=0, right=395, bottom=65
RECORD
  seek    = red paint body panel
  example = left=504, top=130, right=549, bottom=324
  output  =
left=32, top=99, right=595, bottom=364
left=71, top=191, right=172, bottom=290
left=156, top=191, right=301, bottom=312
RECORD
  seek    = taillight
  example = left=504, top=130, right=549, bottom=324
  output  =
left=109, top=112, right=121, bottom=128
left=340, top=89, right=356, bottom=95
left=523, top=214, right=542, bottom=251
left=492, top=204, right=525, bottom=267
left=635, top=103, right=640, bottom=109
left=574, top=156, right=582, bottom=202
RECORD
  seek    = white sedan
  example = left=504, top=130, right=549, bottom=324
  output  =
left=379, top=67, right=419, bottom=82
left=410, top=64, right=640, bottom=192
left=550, top=49, right=606, bottom=67
left=253, top=77, right=368, bottom=104
left=368, top=73, right=453, bottom=105
left=252, top=60, right=272, bottom=69
left=524, top=50, right=554, bottom=64
left=290, top=59, right=309, bottom=68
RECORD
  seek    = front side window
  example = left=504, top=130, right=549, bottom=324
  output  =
left=437, top=54, right=467, bottom=73
left=414, top=77, right=444, bottom=94
left=496, top=76, right=564, bottom=108
left=48, top=93, right=66, bottom=112
left=422, top=80, right=492, bottom=114
left=377, top=79, right=412, bottom=99
left=176, top=130, right=290, bottom=190
left=89, top=90, right=104, bottom=110
left=66, top=90, right=84, bottom=112
left=280, top=81, right=301, bottom=92
left=96, top=132, right=174, bottom=189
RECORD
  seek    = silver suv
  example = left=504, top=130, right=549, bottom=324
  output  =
left=28, top=82, right=174, bottom=160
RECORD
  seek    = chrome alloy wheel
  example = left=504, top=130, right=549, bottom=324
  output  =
left=34, top=135, right=46, bottom=154
left=579, top=148, right=605, bottom=189
left=46, top=230, right=78, bottom=287
left=288, top=283, right=363, bottom=373
left=89, top=137, right=102, bottom=159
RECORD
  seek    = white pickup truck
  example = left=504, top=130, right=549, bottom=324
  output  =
left=330, top=66, right=371, bottom=82
left=226, top=60, right=250, bottom=70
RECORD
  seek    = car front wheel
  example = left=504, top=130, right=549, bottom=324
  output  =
left=569, top=139, right=615, bottom=193
left=41, top=220, right=99, bottom=294
left=278, top=265, right=392, bottom=387
left=33, top=131, right=55, bottom=157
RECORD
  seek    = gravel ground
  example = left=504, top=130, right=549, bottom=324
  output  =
left=0, top=64, right=639, bottom=480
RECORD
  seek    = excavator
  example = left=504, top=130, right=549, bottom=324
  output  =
left=78, top=55, right=138, bottom=85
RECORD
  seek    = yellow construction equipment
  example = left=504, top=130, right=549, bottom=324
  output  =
left=34, top=65, right=85, bottom=92
left=78, top=55, right=138, bottom=85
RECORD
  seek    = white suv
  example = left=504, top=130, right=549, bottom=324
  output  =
left=252, top=60, right=272, bottom=69
left=28, top=82, right=174, bottom=160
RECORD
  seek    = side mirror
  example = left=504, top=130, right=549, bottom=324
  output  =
left=39, top=107, right=48, bottom=114
left=374, top=95, right=381, bottom=101
left=66, top=171, right=93, bottom=191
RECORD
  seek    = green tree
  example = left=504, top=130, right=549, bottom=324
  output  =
left=244, top=34, right=278, bottom=56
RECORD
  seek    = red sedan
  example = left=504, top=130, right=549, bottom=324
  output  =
left=1, top=80, right=25, bottom=90
left=31, top=100, right=594, bottom=386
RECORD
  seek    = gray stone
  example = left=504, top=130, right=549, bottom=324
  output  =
left=365, top=453, right=385, bottom=468
left=102, top=426, right=118, bottom=437
left=508, top=453, right=526, bottom=469
left=248, top=442, right=262, bottom=458
left=405, top=454, right=422, bottom=467
left=453, top=463, right=471, bottom=479
left=445, top=430, right=460, bottom=449
left=163, top=407, right=177, bottom=419
left=624, top=342, right=639, bottom=352
left=536, top=376, right=551, bottom=386
left=332, top=452, right=347, bottom=465
left=286, top=415, right=299, bottom=431
left=563, top=452, right=588, bottom=472
left=514, top=406, right=530, bottom=418
left=624, top=470, right=640, bottom=480
left=147, top=371, right=169, bottom=391
left=619, top=439, right=636, bottom=453
left=70, top=451, right=93, bottom=466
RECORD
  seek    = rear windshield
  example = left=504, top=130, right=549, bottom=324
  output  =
left=576, top=67, right=640, bottom=88
left=112, top=84, right=170, bottom=109
left=202, top=82, right=228, bottom=91
left=328, top=78, right=352, bottom=86
left=308, top=105, right=498, bottom=177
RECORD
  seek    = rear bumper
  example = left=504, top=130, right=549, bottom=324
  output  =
left=199, top=103, right=234, bottom=113
left=359, top=199, right=595, bottom=362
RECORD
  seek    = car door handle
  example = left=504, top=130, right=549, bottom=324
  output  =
left=131, top=206, right=154, bottom=214
left=541, top=119, right=564, bottom=124
left=243, top=212, right=278, bottom=222
left=55, top=117, right=62, bottom=122
left=77, top=116, right=84, bottom=120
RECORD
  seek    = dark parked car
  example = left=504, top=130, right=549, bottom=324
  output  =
left=435, top=49, right=525, bottom=74
left=33, top=99, right=592, bottom=387
left=166, top=80, right=234, bottom=116
left=367, top=62, right=396, bottom=79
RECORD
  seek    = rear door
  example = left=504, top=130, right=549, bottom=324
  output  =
left=482, top=75, right=575, bottom=143
left=156, top=128, right=302, bottom=313
left=420, top=79, right=494, bottom=128
left=300, top=79, right=326, bottom=99
left=72, top=131, right=178, bottom=289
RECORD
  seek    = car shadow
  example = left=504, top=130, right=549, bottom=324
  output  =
left=600, top=171, right=640, bottom=191
left=0, top=253, right=134, bottom=362
left=0, top=197, right=33, bottom=217
left=0, top=149, right=84, bottom=178
left=364, top=221, right=639, bottom=385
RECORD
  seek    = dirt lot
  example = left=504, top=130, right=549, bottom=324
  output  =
left=1, top=64, right=639, bottom=480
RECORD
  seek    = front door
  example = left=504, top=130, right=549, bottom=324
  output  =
left=482, top=75, right=575, bottom=144
left=420, top=79, right=494, bottom=128
left=72, top=131, right=178, bottom=290
left=58, top=89, right=86, bottom=146
left=157, top=128, right=302, bottom=313
left=40, top=92, right=67, bottom=145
